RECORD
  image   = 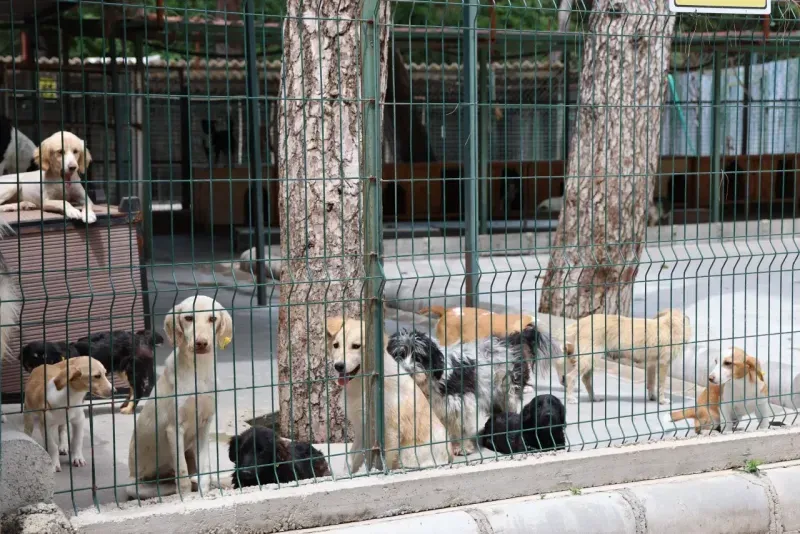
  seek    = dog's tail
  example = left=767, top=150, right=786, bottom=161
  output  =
left=418, top=305, right=447, bottom=318
left=517, top=324, right=561, bottom=380
left=669, top=407, right=696, bottom=422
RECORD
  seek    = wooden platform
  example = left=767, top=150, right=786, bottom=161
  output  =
left=0, top=206, right=149, bottom=399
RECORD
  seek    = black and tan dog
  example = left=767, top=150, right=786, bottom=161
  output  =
left=22, top=329, right=163, bottom=414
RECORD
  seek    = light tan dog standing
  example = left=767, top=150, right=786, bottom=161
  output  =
left=23, top=356, right=113, bottom=472
left=128, top=295, right=232, bottom=499
left=419, top=305, right=534, bottom=346
left=327, top=317, right=452, bottom=473
left=561, top=309, right=692, bottom=404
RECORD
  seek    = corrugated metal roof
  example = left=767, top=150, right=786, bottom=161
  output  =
left=0, top=56, right=566, bottom=82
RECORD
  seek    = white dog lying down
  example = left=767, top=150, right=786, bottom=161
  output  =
left=0, top=131, right=96, bottom=223
left=127, top=295, right=232, bottom=499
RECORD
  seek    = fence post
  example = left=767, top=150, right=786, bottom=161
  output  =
left=463, top=0, right=480, bottom=307
left=244, top=0, right=268, bottom=306
left=710, top=50, right=723, bottom=223
left=478, top=47, right=489, bottom=235
left=361, top=0, right=385, bottom=472
left=134, top=35, right=153, bottom=264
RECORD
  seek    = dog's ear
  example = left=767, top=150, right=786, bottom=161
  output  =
left=564, top=341, right=575, bottom=355
left=33, top=143, right=49, bottom=173
left=747, top=357, right=765, bottom=383
left=326, top=317, right=344, bottom=340
left=53, top=363, right=82, bottom=390
left=79, top=146, right=92, bottom=174
left=215, top=308, right=233, bottom=349
left=163, top=304, right=184, bottom=347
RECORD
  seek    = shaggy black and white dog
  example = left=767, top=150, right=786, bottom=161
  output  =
left=480, top=394, right=567, bottom=454
left=229, top=427, right=331, bottom=489
left=0, top=117, right=37, bottom=175
left=387, top=324, right=558, bottom=455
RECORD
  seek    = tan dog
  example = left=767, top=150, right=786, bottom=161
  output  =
left=560, top=309, right=691, bottom=404
left=128, top=296, right=233, bottom=499
left=23, top=356, right=113, bottom=472
left=670, top=382, right=721, bottom=434
left=0, top=131, right=96, bottom=223
left=709, top=347, right=771, bottom=432
left=419, top=305, right=535, bottom=347
left=327, top=317, right=451, bottom=472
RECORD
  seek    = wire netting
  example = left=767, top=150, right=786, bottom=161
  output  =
left=0, top=0, right=799, bottom=520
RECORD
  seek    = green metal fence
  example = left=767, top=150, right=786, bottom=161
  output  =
left=2, top=0, right=800, bottom=519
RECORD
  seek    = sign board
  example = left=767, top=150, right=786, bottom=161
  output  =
left=669, top=0, right=770, bottom=14
left=38, top=75, right=57, bottom=100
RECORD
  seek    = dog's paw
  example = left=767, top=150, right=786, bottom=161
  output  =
left=567, top=396, right=579, bottom=404
left=65, top=206, right=83, bottom=220
left=59, top=445, right=69, bottom=456
left=658, top=396, right=669, bottom=405
left=72, top=456, right=86, bottom=467
left=53, top=462, right=62, bottom=473
left=82, top=210, right=97, bottom=224
left=591, top=396, right=605, bottom=403
left=18, top=201, right=37, bottom=210
left=178, top=479, right=193, bottom=494
left=119, top=402, right=135, bottom=415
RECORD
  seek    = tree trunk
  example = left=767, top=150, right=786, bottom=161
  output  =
left=277, top=1, right=391, bottom=442
left=538, top=1, right=675, bottom=320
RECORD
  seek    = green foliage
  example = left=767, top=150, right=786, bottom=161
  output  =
left=743, top=459, right=763, bottom=474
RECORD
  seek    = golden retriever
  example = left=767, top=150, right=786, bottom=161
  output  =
left=560, top=309, right=691, bottom=404
left=327, top=317, right=451, bottom=472
left=23, top=356, right=113, bottom=472
left=127, top=296, right=232, bottom=499
left=0, top=131, right=96, bottom=223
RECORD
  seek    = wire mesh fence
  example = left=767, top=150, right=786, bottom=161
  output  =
left=1, top=0, right=800, bottom=519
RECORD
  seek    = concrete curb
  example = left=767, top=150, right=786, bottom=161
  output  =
left=71, top=426, right=800, bottom=534
left=299, top=465, right=800, bottom=534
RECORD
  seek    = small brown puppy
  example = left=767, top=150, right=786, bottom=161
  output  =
left=419, top=305, right=535, bottom=347
left=560, top=309, right=691, bottom=404
left=670, top=382, right=721, bottom=434
left=23, top=356, right=113, bottom=472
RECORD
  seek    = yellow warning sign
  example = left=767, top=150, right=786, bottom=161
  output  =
left=669, top=0, right=770, bottom=14
left=39, top=75, right=57, bottom=100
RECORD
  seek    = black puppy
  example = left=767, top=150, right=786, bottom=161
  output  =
left=72, top=329, right=164, bottom=414
left=20, top=341, right=80, bottom=373
left=229, top=427, right=330, bottom=489
left=480, top=394, right=567, bottom=454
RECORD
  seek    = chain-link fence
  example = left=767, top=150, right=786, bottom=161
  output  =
left=1, top=0, right=799, bottom=520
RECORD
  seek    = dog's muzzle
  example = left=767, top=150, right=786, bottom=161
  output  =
left=334, top=364, right=361, bottom=387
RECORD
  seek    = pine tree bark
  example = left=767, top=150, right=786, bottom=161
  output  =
left=539, top=1, right=675, bottom=319
left=278, top=1, right=391, bottom=442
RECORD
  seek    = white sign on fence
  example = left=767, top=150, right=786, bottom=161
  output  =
left=669, top=0, right=770, bottom=14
